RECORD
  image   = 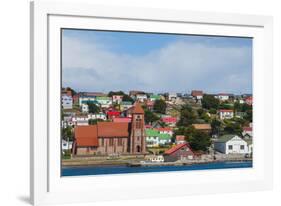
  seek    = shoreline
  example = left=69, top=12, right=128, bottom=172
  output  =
left=62, top=158, right=252, bottom=168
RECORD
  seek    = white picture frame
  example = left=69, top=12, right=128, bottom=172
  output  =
left=30, top=0, right=273, bottom=205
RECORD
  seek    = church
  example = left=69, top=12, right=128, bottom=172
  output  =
left=72, top=103, right=146, bottom=155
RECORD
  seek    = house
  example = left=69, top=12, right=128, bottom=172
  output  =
left=71, top=115, right=89, bottom=126
left=146, top=100, right=154, bottom=110
left=149, top=94, right=161, bottom=101
left=191, top=90, right=203, bottom=100
left=155, top=127, right=173, bottom=136
left=73, top=103, right=146, bottom=155
left=96, top=96, right=112, bottom=108
left=175, top=135, right=186, bottom=144
left=88, top=113, right=107, bottom=121
left=245, top=96, right=253, bottom=105
left=136, top=94, right=147, bottom=102
left=81, top=104, right=88, bottom=113
left=145, top=129, right=172, bottom=147
left=214, top=134, right=251, bottom=154
left=219, top=109, right=234, bottom=119
left=62, top=94, right=73, bottom=109
left=107, top=110, right=121, bottom=120
left=161, top=116, right=177, bottom=126
left=242, top=127, right=253, bottom=138
left=168, top=93, right=177, bottom=101
left=192, top=124, right=211, bottom=133
left=112, top=95, right=123, bottom=104
left=79, top=96, right=97, bottom=106
left=129, top=90, right=145, bottom=98
left=217, top=93, right=229, bottom=101
left=120, top=101, right=133, bottom=111
left=62, top=139, right=73, bottom=151
left=163, top=143, right=194, bottom=162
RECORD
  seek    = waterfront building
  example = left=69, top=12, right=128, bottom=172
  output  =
left=163, top=143, right=194, bottom=162
left=214, top=134, right=251, bottom=154
left=73, top=103, right=146, bottom=155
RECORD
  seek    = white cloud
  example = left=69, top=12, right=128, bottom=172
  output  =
left=62, top=35, right=252, bottom=94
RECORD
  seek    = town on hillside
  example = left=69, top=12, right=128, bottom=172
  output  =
left=61, top=88, right=253, bottom=167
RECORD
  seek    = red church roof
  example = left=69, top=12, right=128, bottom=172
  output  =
left=132, top=103, right=144, bottom=114
left=75, top=125, right=99, bottom=146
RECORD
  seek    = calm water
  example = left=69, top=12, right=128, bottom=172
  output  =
left=62, top=161, right=252, bottom=176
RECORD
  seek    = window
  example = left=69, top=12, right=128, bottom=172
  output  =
left=240, top=145, right=245, bottom=150
left=135, top=116, right=142, bottom=129
left=101, top=138, right=104, bottom=146
left=228, top=145, right=233, bottom=150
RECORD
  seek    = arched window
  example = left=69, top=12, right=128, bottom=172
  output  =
left=136, top=145, right=141, bottom=153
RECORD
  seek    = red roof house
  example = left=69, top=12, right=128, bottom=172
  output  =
left=164, top=143, right=194, bottom=162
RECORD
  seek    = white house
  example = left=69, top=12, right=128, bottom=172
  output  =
left=136, top=94, right=147, bottom=102
left=112, top=95, right=123, bottom=104
left=81, top=104, right=88, bottom=113
left=217, top=93, right=229, bottom=101
left=214, top=134, right=251, bottom=154
left=88, top=113, right=107, bottom=121
left=96, top=96, right=112, bottom=108
left=191, top=90, right=203, bottom=100
left=79, top=96, right=96, bottom=106
left=168, top=93, right=177, bottom=101
left=146, top=129, right=172, bottom=147
left=71, top=115, right=89, bottom=126
left=62, top=95, right=73, bottom=109
left=62, top=139, right=73, bottom=151
left=219, top=109, right=234, bottom=119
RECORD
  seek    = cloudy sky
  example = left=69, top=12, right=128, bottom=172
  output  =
left=62, top=29, right=252, bottom=94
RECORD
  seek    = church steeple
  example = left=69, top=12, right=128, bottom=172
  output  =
left=129, top=103, right=146, bottom=153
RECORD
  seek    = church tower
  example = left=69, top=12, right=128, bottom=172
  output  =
left=129, top=103, right=146, bottom=154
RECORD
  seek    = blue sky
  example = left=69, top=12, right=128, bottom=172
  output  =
left=62, top=29, right=252, bottom=94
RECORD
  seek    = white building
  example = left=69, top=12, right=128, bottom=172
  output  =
left=81, top=104, right=88, bottom=113
left=62, top=139, right=73, bottom=151
left=112, top=95, right=123, bottom=104
left=62, top=95, right=73, bottom=109
left=136, top=94, right=147, bottom=102
left=79, top=96, right=96, bottom=106
left=219, top=109, right=234, bottom=119
left=217, top=93, right=229, bottom=101
left=214, top=134, right=251, bottom=154
left=88, top=113, right=107, bottom=121
left=168, top=93, right=177, bottom=101
left=71, top=116, right=89, bottom=126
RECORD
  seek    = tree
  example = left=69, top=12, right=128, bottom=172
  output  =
left=62, top=126, right=74, bottom=141
left=87, top=102, right=100, bottom=113
left=202, top=94, right=219, bottom=110
left=144, top=110, right=160, bottom=124
left=65, top=87, right=77, bottom=95
left=223, top=121, right=243, bottom=136
left=188, top=130, right=211, bottom=152
left=153, top=99, right=167, bottom=114
left=211, top=119, right=222, bottom=136
left=88, top=118, right=104, bottom=125
left=177, top=104, right=197, bottom=126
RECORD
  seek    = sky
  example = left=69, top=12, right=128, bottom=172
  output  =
left=62, top=29, right=252, bottom=94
